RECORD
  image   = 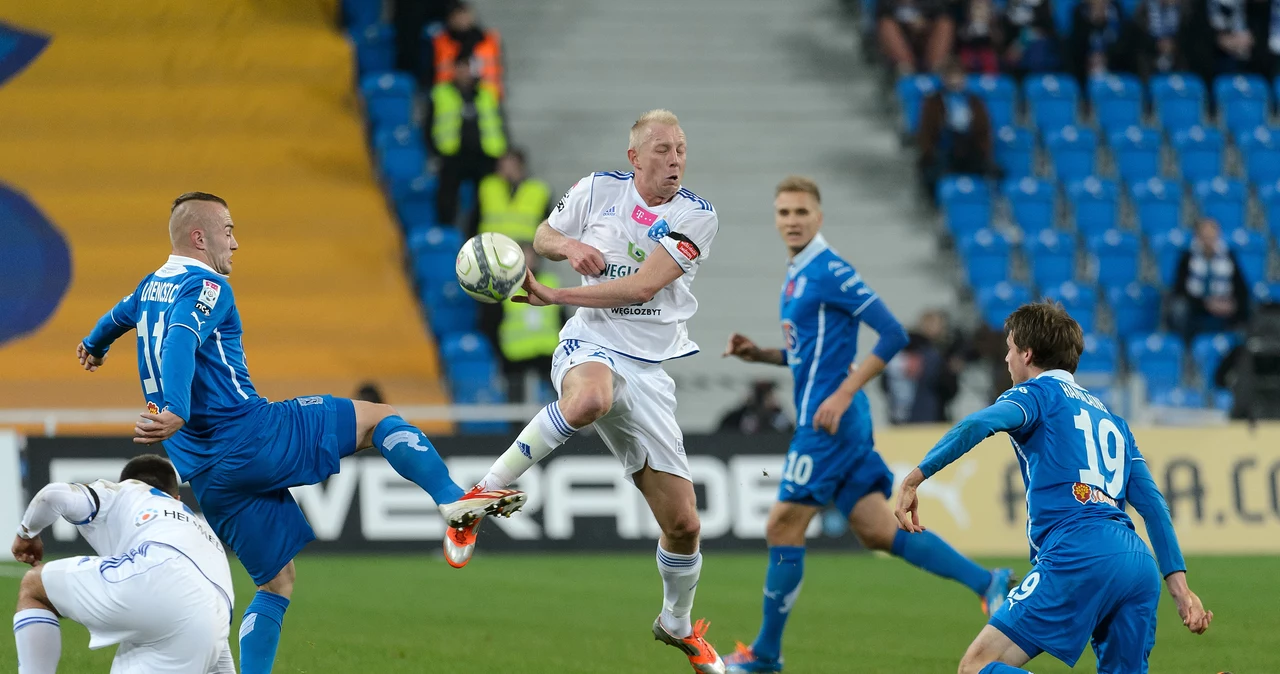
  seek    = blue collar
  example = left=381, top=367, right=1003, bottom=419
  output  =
left=788, top=233, right=829, bottom=277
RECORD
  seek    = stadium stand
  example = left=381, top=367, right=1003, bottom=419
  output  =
left=0, top=1, right=451, bottom=429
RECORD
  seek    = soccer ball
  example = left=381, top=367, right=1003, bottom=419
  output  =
left=455, top=232, right=527, bottom=303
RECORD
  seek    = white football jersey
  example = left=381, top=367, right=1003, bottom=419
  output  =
left=73, top=479, right=234, bottom=608
left=549, top=171, right=718, bottom=362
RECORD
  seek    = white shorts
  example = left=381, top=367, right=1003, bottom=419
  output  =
left=551, top=340, right=690, bottom=481
left=42, top=543, right=233, bottom=674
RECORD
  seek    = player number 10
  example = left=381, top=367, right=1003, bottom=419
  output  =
left=137, top=310, right=166, bottom=394
left=782, top=451, right=813, bottom=486
left=1072, top=409, right=1125, bottom=499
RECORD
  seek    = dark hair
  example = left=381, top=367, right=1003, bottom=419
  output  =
left=120, top=454, right=180, bottom=496
left=171, top=192, right=228, bottom=212
left=503, top=147, right=527, bottom=166
left=1004, top=301, right=1084, bottom=373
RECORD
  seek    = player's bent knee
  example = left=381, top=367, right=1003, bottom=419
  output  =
left=560, top=388, right=612, bottom=427
left=663, top=513, right=701, bottom=544
left=765, top=506, right=811, bottom=547
left=258, top=561, right=296, bottom=599
left=17, top=567, right=54, bottom=613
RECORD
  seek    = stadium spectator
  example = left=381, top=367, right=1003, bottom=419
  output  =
left=954, top=0, right=1003, bottom=73
left=999, top=0, right=1062, bottom=75
left=473, top=148, right=551, bottom=242
left=876, top=0, right=955, bottom=75
left=1167, top=217, right=1251, bottom=342
left=716, top=380, right=794, bottom=434
left=429, top=61, right=507, bottom=227
left=1130, top=0, right=1190, bottom=79
left=881, top=309, right=962, bottom=424
left=392, top=0, right=453, bottom=83
left=916, top=59, right=995, bottom=202
left=354, top=381, right=385, bottom=404
left=1067, top=0, right=1132, bottom=86
left=427, top=1, right=504, bottom=97
left=478, top=245, right=564, bottom=404
left=1204, top=0, right=1276, bottom=77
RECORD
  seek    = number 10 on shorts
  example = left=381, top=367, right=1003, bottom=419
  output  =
left=782, top=451, right=813, bottom=486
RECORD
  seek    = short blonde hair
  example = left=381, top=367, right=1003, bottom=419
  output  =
left=775, top=175, right=821, bottom=203
left=629, top=109, right=681, bottom=151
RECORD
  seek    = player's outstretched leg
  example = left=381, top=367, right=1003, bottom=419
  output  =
left=725, top=502, right=815, bottom=673
left=849, top=493, right=1014, bottom=615
left=958, top=625, right=1034, bottom=674
left=635, top=465, right=724, bottom=674
left=239, top=562, right=294, bottom=674
left=13, top=567, right=60, bottom=674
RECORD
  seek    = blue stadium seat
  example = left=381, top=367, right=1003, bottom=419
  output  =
left=423, top=284, right=479, bottom=336
left=440, top=332, right=509, bottom=433
left=1076, top=334, right=1119, bottom=387
left=938, top=175, right=991, bottom=239
left=1211, top=388, right=1234, bottom=411
left=1214, top=74, right=1270, bottom=135
left=977, top=281, right=1034, bottom=330
left=959, top=228, right=1012, bottom=286
left=1257, top=178, right=1280, bottom=242
left=1126, top=332, right=1185, bottom=390
left=1045, top=125, right=1098, bottom=182
left=1192, top=177, right=1248, bottom=235
left=1025, top=74, right=1080, bottom=130
left=360, top=71, right=416, bottom=128
left=393, top=173, right=439, bottom=231
left=1088, top=229, right=1141, bottom=289
left=1043, top=280, right=1099, bottom=333
left=1149, top=386, right=1205, bottom=408
left=1066, top=176, right=1119, bottom=238
left=409, top=226, right=462, bottom=284
left=1255, top=280, right=1280, bottom=303
left=1003, top=177, right=1057, bottom=237
left=342, top=0, right=384, bottom=29
left=1149, top=227, right=1191, bottom=287
left=378, top=141, right=427, bottom=184
left=1171, top=125, right=1224, bottom=183
left=1228, top=229, right=1269, bottom=285
left=1191, top=332, right=1241, bottom=389
left=349, top=23, right=395, bottom=74
left=451, top=379, right=509, bottom=435
left=1027, top=229, right=1077, bottom=289
left=1109, top=126, right=1162, bottom=185
left=1236, top=126, right=1280, bottom=186
left=1129, top=177, right=1184, bottom=239
left=1107, top=283, right=1162, bottom=340
left=897, top=75, right=940, bottom=135
left=994, top=126, right=1035, bottom=179
left=374, top=124, right=423, bottom=152
left=1151, top=73, right=1206, bottom=133
left=1089, top=74, right=1143, bottom=133
left=969, top=74, right=1018, bottom=129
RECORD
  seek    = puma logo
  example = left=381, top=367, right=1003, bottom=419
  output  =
left=383, top=430, right=430, bottom=453
left=891, top=460, right=978, bottom=528
left=189, top=312, right=206, bottom=330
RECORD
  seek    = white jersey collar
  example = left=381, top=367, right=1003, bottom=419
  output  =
left=788, top=233, right=829, bottom=275
left=1036, top=369, right=1076, bottom=384
left=164, top=254, right=222, bottom=277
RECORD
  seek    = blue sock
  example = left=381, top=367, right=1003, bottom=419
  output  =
left=979, top=663, right=1028, bottom=673
left=372, top=416, right=466, bottom=505
left=891, top=529, right=992, bottom=596
left=750, top=545, right=806, bottom=662
left=239, top=591, right=289, bottom=674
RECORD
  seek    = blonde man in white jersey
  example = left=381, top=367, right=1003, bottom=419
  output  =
left=11, top=454, right=235, bottom=674
left=450, top=109, right=724, bottom=673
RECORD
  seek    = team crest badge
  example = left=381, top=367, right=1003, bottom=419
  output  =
left=146, top=401, right=160, bottom=415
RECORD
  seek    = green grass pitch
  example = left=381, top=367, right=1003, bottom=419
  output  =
left=2, top=553, right=1274, bottom=673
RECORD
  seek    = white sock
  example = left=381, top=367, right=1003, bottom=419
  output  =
left=14, top=609, right=60, bottom=674
left=477, top=402, right=578, bottom=491
left=656, top=546, right=702, bottom=638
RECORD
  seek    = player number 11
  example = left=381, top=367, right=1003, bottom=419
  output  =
left=1073, top=409, right=1125, bottom=499
left=137, top=310, right=166, bottom=395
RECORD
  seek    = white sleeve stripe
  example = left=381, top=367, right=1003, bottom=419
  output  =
left=1132, top=457, right=1146, bottom=463
left=171, top=322, right=202, bottom=343
left=108, top=308, right=130, bottom=328
left=851, top=294, right=879, bottom=316
left=1001, top=399, right=1029, bottom=428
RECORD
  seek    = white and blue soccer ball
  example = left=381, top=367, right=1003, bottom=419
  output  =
left=455, top=232, right=527, bottom=303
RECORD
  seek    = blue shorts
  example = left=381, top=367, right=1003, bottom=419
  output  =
left=188, top=395, right=357, bottom=586
left=989, top=521, right=1161, bottom=671
left=778, top=423, right=892, bottom=517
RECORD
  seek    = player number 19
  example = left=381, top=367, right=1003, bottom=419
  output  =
left=137, top=310, right=166, bottom=394
left=1073, top=409, right=1125, bottom=498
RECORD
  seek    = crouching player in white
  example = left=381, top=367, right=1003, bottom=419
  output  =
left=11, top=454, right=234, bottom=674
left=457, top=109, right=725, bottom=673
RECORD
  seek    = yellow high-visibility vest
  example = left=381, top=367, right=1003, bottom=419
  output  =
left=430, top=82, right=507, bottom=158
left=499, top=272, right=561, bottom=362
left=478, top=175, right=549, bottom=242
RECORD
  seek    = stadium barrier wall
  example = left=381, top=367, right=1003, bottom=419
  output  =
left=13, top=424, right=1280, bottom=557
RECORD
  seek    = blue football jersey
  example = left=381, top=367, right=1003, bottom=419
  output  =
left=90, top=256, right=266, bottom=479
left=780, top=235, right=880, bottom=429
left=997, top=370, right=1143, bottom=561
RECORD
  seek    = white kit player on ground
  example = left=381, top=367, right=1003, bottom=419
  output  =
left=10, top=454, right=235, bottom=674
left=453, top=109, right=725, bottom=673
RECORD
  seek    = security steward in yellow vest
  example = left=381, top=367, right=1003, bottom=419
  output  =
left=476, top=149, right=550, bottom=242
left=430, top=62, right=507, bottom=226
